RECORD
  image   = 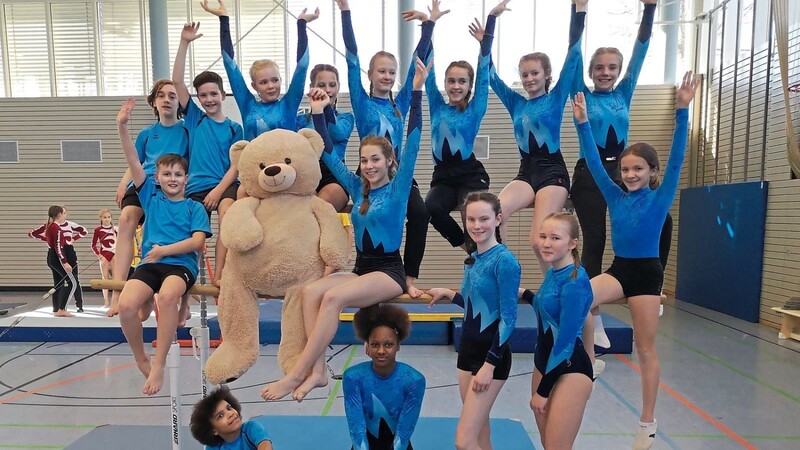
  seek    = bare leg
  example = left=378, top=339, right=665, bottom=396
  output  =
left=99, top=257, right=112, bottom=307
left=497, top=180, right=535, bottom=245
left=541, top=374, right=592, bottom=450
left=110, top=206, right=142, bottom=317
left=628, top=295, right=661, bottom=423
left=455, top=369, right=505, bottom=450
left=177, top=293, right=191, bottom=327
left=293, top=273, right=358, bottom=402
left=261, top=273, right=403, bottom=401
left=142, top=276, right=187, bottom=396
left=529, top=185, right=569, bottom=275
left=317, top=183, right=349, bottom=212
left=582, top=274, right=625, bottom=364
left=118, top=279, right=155, bottom=379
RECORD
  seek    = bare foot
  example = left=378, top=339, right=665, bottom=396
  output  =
left=106, top=307, right=119, bottom=317
left=292, top=373, right=328, bottom=402
left=142, top=363, right=165, bottom=396
left=138, top=299, right=154, bottom=322
left=261, top=375, right=303, bottom=401
left=135, top=355, right=151, bottom=378
left=102, top=302, right=110, bottom=308
left=54, top=310, right=74, bottom=317
left=406, top=283, right=423, bottom=298
left=178, top=303, right=191, bottom=327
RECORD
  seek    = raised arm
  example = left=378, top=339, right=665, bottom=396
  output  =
left=393, top=59, right=428, bottom=194
left=396, top=0, right=443, bottom=115
left=117, top=98, right=146, bottom=188
left=550, top=1, right=585, bottom=103
left=310, top=90, right=360, bottom=195
left=468, top=13, right=497, bottom=116
left=282, top=10, right=317, bottom=121
left=656, top=71, right=696, bottom=204
left=339, top=5, right=371, bottom=118
left=323, top=108, right=355, bottom=160
left=173, top=22, right=203, bottom=109
left=617, top=0, right=657, bottom=101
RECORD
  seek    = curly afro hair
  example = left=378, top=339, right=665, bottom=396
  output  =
left=353, top=304, right=412, bottom=342
left=190, top=385, right=242, bottom=447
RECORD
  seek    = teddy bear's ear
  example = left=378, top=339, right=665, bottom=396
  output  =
left=229, top=140, right=250, bottom=170
left=298, top=128, right=324, bottom=158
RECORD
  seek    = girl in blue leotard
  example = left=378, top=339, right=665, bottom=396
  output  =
left=297, top=64, right=355, bottom=212
left=201, top=0, right=317, bottom=140
left=529, top=212, right=593, bottom=450
left=422, top=9, right=496, bottom=253
left=344, top=304, right=425, bottom=450
left=472, top=0, right=586, bottom=277
left=335, top=0, right=445, bottom=298
left=572, top=71, right=698, bottom=450
left=261, top=57, right=430, bottom=403
left=428, top=192, right=520, bottom=450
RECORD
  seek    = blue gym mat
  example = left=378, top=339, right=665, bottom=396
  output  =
left=66, top=416, right=535, bottom=449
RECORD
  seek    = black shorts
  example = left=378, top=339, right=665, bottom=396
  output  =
left=605, top=256, right=664, bottom=297
left=430, top=156, right=490, bottom=191
left=534, top=334, right=593, bottom=382
left=316, top=161, right=349, bottom=198
left=187, top=183, right=239, bottom=216
left=129, top=263, right=196, bottom=294
left=514, top=152, right=570, bottom=193
left=457, top=337, right=512, bottom=381
left=352, top=250, right=406, bottom=293
left=120, top=185, right=146, bottom=225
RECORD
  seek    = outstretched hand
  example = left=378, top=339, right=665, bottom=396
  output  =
left=412, top=57, right=432, bottom=91
left=180, top=22, right=202, bottom=43
left=307, top=88, right=331, bottom=114
left=676, top=70, right=698, bottom=109
left=427, top=288, right=452, bottom=307
left=468, top=18, right=485, bottom=43
left=298, top=7, right=320, bottom=23
left=401, top=10, right=428, bottom=22
left=489, top=0, right=511, bottom=17
left=428, top=0, right=450, bottom=22
left=117, top=97, right=136, bottom=126
left=200, top=0, right=227, bottom=17
left=572, top=92, right=588, bottom=124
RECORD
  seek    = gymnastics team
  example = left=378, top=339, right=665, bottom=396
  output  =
left=28, top=0, right=697, bottom=448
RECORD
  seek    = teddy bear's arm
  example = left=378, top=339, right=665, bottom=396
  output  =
left=312, top=199, right=350, bottom=269
left=220, top=197, right=264, bottom=252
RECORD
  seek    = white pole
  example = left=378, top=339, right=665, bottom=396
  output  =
left=168, top=335, right=182, bottom=450
left=191, top=249, right=212, bottom=396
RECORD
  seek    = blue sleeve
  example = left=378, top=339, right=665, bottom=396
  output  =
left=136, top=176, right=155, bottom=209
left=394, top=373, right=425, bottom=450
left=342, top=10, right=371, bottom=126
left=326, top=108, right=355, bottom=160
left=134, top=128, right=147, bottom=164
left=190, top=201, right=213, bottom=238
left=451, top=292, right=465, bottom=308
left=182, top=99, right=204, bottom=129
left=616, top=3, right=655, bottom=103
left=570, top=4, right=588, bottom=95
left=395, top=21, right=435, bottom=117
left=547, top=277, right=593, bottom=374
left=392, top=91, right=423, bottom=196
left=489, top=64, right=524, bottom=118
left=467, top=15, right=495, bottom=117
left=232, top=122, right=244, bottom=141
left=486, top=252, right=520, bottom=366
left=242, top=420, right=271, bottom=447
left=550, top=10, right=585, bottom=104
left=282, top=19, right=311, bottom=127
left=221, top=17, right=254, bottom=121
left=577, top=121, right=623, bottom=202
left=654, top=108, right=689, bottom=207
left=314, top=113, right=360, bottom=196
left=343, top=371, right=369, bottom=450
left=424, top=54, right=446, bottom=115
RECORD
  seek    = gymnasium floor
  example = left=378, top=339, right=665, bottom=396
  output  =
left=0, top=291, right=799, bottom=450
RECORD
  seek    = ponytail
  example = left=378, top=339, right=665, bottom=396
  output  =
left=359, top=178, right=372, bottom=215
left=570, top=247, right=580, bottom=280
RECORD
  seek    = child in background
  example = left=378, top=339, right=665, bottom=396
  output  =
left=29, top=206, right=76, bottom=317
left=190, top=385, right=273, bottom=449
left=92, top=209, right=118, bottom=308
left=344, top=304, right=425, bottom=450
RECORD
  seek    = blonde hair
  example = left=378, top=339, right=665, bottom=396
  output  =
left=98, top=208, right=114, bottom=227
left=249, top=59, right=280, bottom=82
left=543, top=212, right=581, bottom=280
left=588, top=47, right=624, bottom=78
left=367, top=51, right=402, bottom=118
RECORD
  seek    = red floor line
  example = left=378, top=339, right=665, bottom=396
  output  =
left=615, top=354, right=758, bottom=450
left=0, top=362, right=136, bottom=405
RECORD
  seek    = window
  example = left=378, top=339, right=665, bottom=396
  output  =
left=3, top=2, right=50, bottom=97
left=98, top=1, right=145, bottom=95
left=51, top=1, right=98, bottom=96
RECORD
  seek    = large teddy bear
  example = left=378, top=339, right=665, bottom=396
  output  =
left=205, top=128, right=349, bottom=384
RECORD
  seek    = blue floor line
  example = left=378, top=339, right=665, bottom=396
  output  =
left=596, top=377, right=682, bottom=450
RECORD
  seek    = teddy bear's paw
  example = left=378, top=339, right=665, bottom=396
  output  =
left=205, top=341, right=258, bottom=384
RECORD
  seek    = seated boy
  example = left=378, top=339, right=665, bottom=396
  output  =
left=116, top=97, right=212, bottom=396
left=173, top=22, right=244, bottom=287
left=190, top=386, right=273, bottom=450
